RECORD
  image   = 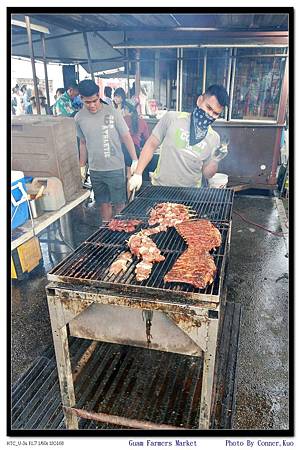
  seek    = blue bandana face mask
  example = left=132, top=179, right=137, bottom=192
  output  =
left=189, top=107, right=216, bottom=146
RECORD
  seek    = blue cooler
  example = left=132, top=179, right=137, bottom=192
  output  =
left=11, top=170, right=29, bottom=230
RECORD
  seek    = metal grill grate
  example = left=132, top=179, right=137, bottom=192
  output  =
left=119, top=198, right=232, bottom=222
left=136, top=185, right=234, bottom=205
left=48, top=222, right=229, bottom=300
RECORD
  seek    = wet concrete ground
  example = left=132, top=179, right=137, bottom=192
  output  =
left=10, top=194, right=289, bottom=430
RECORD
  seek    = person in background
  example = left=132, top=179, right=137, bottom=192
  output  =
left=103, top=86, right=113, bottom=105
left=55, top=88, right=65, bottom=101
left=113, top=87, right=127, bottom=114
left=30, top=95, right=47, bottom=115
left=49, top=88, right=65, bottom=115
left=122, top=101, right=154, bottom=191
left=129, top=84, right=229, bottom=192
left=53, top=81, right=79, bottom=117
left=11, top=86, right=24, bottom=115
left=20, top=85, right=33, bottom=114
left=75, top=80, right=138, bottom=223
left=11, top=87, right=18, bottom=115
left=129, top=82, right=149, bottom=115
left=72, top=94, right=83, bottom=111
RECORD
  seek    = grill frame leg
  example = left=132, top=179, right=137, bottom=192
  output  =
left=198, top=315, right=219, bottom=429
left=47, top=295, right=78, bottom=430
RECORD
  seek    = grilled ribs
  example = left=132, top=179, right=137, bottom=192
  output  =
left=164, top=219, right=221, bottom=289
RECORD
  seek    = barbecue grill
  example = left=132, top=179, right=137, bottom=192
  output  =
left=46, top=186, right=234, bottom=430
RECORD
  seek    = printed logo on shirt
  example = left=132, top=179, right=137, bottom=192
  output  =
left=175, top=128, right=207, bottom=154
left=104, top=114, right=115, bottom=129
left=102, top=114, right=116, bottom=158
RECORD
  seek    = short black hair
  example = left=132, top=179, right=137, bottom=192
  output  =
left=56, top=88, right=65, bottom=95
left=104, top=86, right=112, bottom=98
left=205, top=85, right=229, bottom=108
left=114, top=87, right=126, bottom=100
left=66, top=80, right=79, bottom=90
left=78, top=80, right=99, bottom=97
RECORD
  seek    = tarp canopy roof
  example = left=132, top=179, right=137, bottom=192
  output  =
left=11, top=12, right=289, bottom=74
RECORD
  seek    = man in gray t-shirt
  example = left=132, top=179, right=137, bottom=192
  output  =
left=129, top=84, right=229, bottom=192
left=76, top=80, right=138, bottom=222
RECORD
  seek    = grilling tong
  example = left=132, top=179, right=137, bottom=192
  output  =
left=129, top=187, right=136, bottom=203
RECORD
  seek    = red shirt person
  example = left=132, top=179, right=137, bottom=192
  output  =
left=122, top=101, right=157, bottom=182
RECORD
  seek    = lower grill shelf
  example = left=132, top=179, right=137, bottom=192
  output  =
left=11, top=303, right=241, bottom=431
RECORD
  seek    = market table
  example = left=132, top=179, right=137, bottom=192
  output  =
left=11, top=189, right=90, bottom=251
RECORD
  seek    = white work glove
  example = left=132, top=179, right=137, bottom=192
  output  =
left=129, top=173, right=143, bottom=191
left=80, top=165, right=87, bottom=181
left=130, top=159, right=139, bottom=175
left=211, top=143, right=228, bottom=162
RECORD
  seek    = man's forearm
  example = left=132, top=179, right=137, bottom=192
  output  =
left=122, top=133, right=138, bottom=161
left=135, top=134, right=159, bottom=175
left=79, top=140, right=88, bottom=166
left=203, top=160, right=218, bottom=179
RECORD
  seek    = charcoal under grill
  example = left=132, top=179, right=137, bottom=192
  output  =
left=46, top=186, right=234, bottom=431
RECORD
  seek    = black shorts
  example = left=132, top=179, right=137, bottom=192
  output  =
left=89, top=169, right=126, bottom=204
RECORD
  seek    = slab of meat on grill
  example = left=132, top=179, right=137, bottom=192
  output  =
left=175, top=219, right=221, bottom=250
left=164, top=219, right=221, bottom=289
left=148, top=202, right=194, bottom=229
left=164, top=250, right=217, bottom=289
left=109, top=251, right=133, bottom=275
left=108, top=219, right=142, bottom=233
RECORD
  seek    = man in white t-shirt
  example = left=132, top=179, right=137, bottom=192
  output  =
left=129, top=85, right=229, bottom=190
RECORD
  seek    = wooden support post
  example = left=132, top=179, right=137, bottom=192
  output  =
left=25, top=15, right=41, bottom=114
left=199, top=315, right=219, bottom=429
left=47, top=295, right=78, bottom=430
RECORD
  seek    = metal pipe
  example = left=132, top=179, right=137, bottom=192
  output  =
left=154, top=50, right=160, bottom=102
left=225, top=48, right=233, bottom=120
left=179, top=48, right=183, bottom=111
left=228, top=48, right=237, bottom=121
left=114, top=44, right=288, bottom=50
left=40, top=33, right=51, bottom=111
left=176, top=48, right=179, bottom=111
left=127, top=49, right=130, bottom=98
left=25, top=16, right=41, bottom=114
left=64, top=406, right=188, bottom=430
left=73, top=341, right=98, bottom=382
left=270, top=56, right=289, bottom=184
left=135, top=49, right=141, bottom=97
left=277, top=57, right=289, bottom=124
left=202, top=48, right=207, bottom=93
left=76, top=64, right=80, bottom=83
left=83, top=32, right=94, bottom=81
left=125, top=32, right=130, bottom=98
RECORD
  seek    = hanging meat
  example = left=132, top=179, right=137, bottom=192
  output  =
left=164, top=219, right=221, bottom=289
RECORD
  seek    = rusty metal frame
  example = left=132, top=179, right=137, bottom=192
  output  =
left=46, top=221, right=232, bottom=430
